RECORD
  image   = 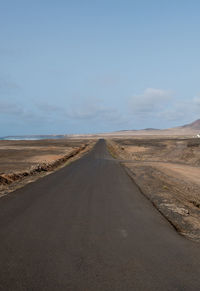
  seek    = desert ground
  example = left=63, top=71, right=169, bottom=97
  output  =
left=1, top=134, right=200, bottom=241
left=1, top=139, right=200, bottom=290
left=107, top=136, right=200, bottom=241
left=0, top=138, right=95, bottom=196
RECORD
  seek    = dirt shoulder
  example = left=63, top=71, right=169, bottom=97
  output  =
left=0, top=139, right=96, bottom=197
left=107, top=138, right=200, bottom=241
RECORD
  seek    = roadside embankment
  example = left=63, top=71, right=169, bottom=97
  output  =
left=107, top=138, right=200, bottom=241
left=0, top=139, right=96, bottom=197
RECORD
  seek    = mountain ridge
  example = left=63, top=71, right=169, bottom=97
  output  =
left=181, top=119, right=200, bottom=130
left=110, top=119, right=200, bottom=136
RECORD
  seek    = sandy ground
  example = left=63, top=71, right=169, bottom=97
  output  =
left=152, top=162, right=200, bottom=186
left=0, top=139, right=96, bottom=196
left=0, top=139, right=89, bottom=174
left=107, top=137, right=200, bottom=241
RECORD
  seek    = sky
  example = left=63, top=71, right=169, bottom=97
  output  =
left=1, top=0, right=200, bottom=136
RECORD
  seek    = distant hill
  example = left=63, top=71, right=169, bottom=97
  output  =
left=143, top=128, right=159, bottom=131
left=181, top=119, right=200, bottom=130
left=106, top=119, right=200, bottom=137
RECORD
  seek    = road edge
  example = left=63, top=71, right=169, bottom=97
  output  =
left=0, top=140, right=96, bottom=198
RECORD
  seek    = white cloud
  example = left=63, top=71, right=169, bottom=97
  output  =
left=193, top=96, right=200, bottom=106
left=130, top=88, right=173, bottom=114
left=128, top=88, right=200, bottom=127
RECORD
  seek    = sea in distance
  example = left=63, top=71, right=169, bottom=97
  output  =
left=0, top=135, right=66, bottom=141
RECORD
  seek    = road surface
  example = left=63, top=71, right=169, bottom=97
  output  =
left=0, top=139, right=200, bottom=290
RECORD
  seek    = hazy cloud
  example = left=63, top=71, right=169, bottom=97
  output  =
left=66, top=98, right=105, bottom=120
left=0, top=75, right=20, bottom=94
left=36, top=102, right=64, bottom=114
left=127, top=88, right=200, bottom=127
left=130, top=88, right=173, bottom=115
left=155, top=96, right=200, bottom=124
left=0, top=100, right=22, bottom=115
left=193, top=96, right=200, bottom=106
left=1, top=89, right=199, bottom=134
left=157, top=108, right=186, bottom=122
left=66, top=97, right=128, bottom=126
left=0, top=100, right=39, bottom=121
left=36, top=97, right=127, bottom=126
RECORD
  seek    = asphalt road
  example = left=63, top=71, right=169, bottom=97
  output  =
left=0, top=139, right=200, bottom=290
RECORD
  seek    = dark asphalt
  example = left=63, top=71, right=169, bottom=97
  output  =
left=0, top=139, right=200, bottom=290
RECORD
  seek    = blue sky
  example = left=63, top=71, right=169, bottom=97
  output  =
left=1, top=0, right=200, bottom=135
